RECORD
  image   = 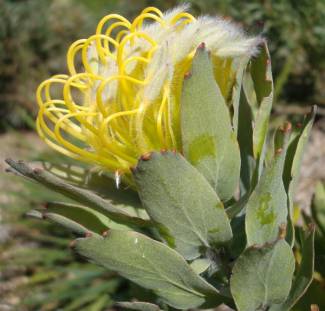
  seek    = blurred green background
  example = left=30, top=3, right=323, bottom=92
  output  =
left=0, top=0, right=324, bottom=131
left=0, top=0, right=324, bottom=310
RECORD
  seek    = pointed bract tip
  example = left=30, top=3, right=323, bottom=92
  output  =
left=184, top=71, right=192, bottom=79
left=308, top=222, right=316, bottom=232
left=278, top=223, right=287, bottom=240
left=296, top=122, right=303, bottom=129
left=33, top=168, right=43, bottom=174
left=250, top=244, right=261, bottom=250
left=140, top=152, right=152, bottom=161
left=85, top=231, right=93, bottom=238
left=102, top=230, right=110, bottom=237
left=41, top=202, right=49, bottom=209
left=69, top=240, right=77, bottom=248
left=281, top=122, right=292, bottom=133
left=197, top=42, right=206, bottom=50
left=311, top=304, right=319, bottom=311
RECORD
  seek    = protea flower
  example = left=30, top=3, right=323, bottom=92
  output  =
left=36, top=5, right=260, bottom=176
left=7, top=5, right=316, bottom=311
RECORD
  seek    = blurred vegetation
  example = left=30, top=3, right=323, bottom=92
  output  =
left=1, top=149, right=153, bottom=310
left=0, top=0, right=324, bottom=131
left=0, top=177, right=120, bottom=310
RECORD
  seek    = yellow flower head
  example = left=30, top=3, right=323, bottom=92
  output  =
left=36, top=5, right=260, bottom=175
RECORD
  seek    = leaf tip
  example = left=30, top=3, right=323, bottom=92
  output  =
left=281, top=121, right=292, bottom=133
left=69, top=239, right=77, bottom=249
left=307, top=222, right=316, bottom=233
left=33, top=167, right=43, bottom=175
left=85, top=231, right=93, bottom=238
left=311, top=304, right=319, bottom=311
left=140, top=152, right=153, bottom=161
left=184, top=71, right=192, bottom=79
left=296, top=122, right=303, bottom=129
left=102, top=230, right=110, bottom=237
left=278, top=223, right=287, bottom=240
left=42, top=202, right=49, bottom=209
left=197, top=42, right=206, bottom=50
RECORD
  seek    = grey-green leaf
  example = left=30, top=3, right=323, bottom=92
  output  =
left=190, top=258, right=211, bottom=275
left=230, top=239, right=295, bottom=311
left=5, top=159, right=150, bottom=228
left=269, top=225, right=315, bottom=311
left=116, top=302, right=161, bottom=311
left=250, top=41, right=273, bottom=160
left=284, top=107, right=316, bottom=219
left=181, top=44, right=241, bottom=202
left=74, top=230, right=222, bottom=309
left=133, top=152, right=232, bottom=260
left=245, top=132, right=289, bottom=246
left=45, top=212, right=96, bottom=236
left=39, top=161, right=142, bottom=207
left=311, top=181, right=325, bottom=235
left=44, top=202, right=130, bottom=234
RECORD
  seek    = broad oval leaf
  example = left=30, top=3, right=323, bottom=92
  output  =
left=43, top=202, right=130, bottom=234
left=133, top=152, right=232, bottom=260
left=269, top=225, right=315, bottom=311
left=116, top=302, right=161, bottom=311
left=230, top=239, right=295, bottom=311
left=181, top=44, right=241, bottom=202
left=245, top=131, right=289, bottom=246
left=74, top=230, right=223, bottom=309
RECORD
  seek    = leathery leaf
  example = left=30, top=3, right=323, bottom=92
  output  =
left=133, top=151, right=232, bottom=260
left=115, top=302, right=161, bottom=311
left=270, top=224, right=315, bottom=311
left=181, top=43, right=241, bottom=202
left=284, top=107, right=316, bottom=230
left=43, top=202, right=130, bottom=234
left=5, top=159, right=150, bottom=227
left=245, top=127, right=289, bottom=246
left=249, top=40, right=273, bottom=160
left=230, top=239, right=295, bottom=311
left=74, top=230, right=222, bottom=309
left=312, top=181, right=325, bottom=235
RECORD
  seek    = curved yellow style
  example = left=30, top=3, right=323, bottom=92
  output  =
left=36, top=5, right=260, bottom=177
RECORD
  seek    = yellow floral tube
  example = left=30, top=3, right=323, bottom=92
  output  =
left=36, top=5, right=261, bottom=176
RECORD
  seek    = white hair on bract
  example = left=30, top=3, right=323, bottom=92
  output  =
left=89, top=4, right=262, bottom=104
left=36, top=5, right=264, bottom=173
